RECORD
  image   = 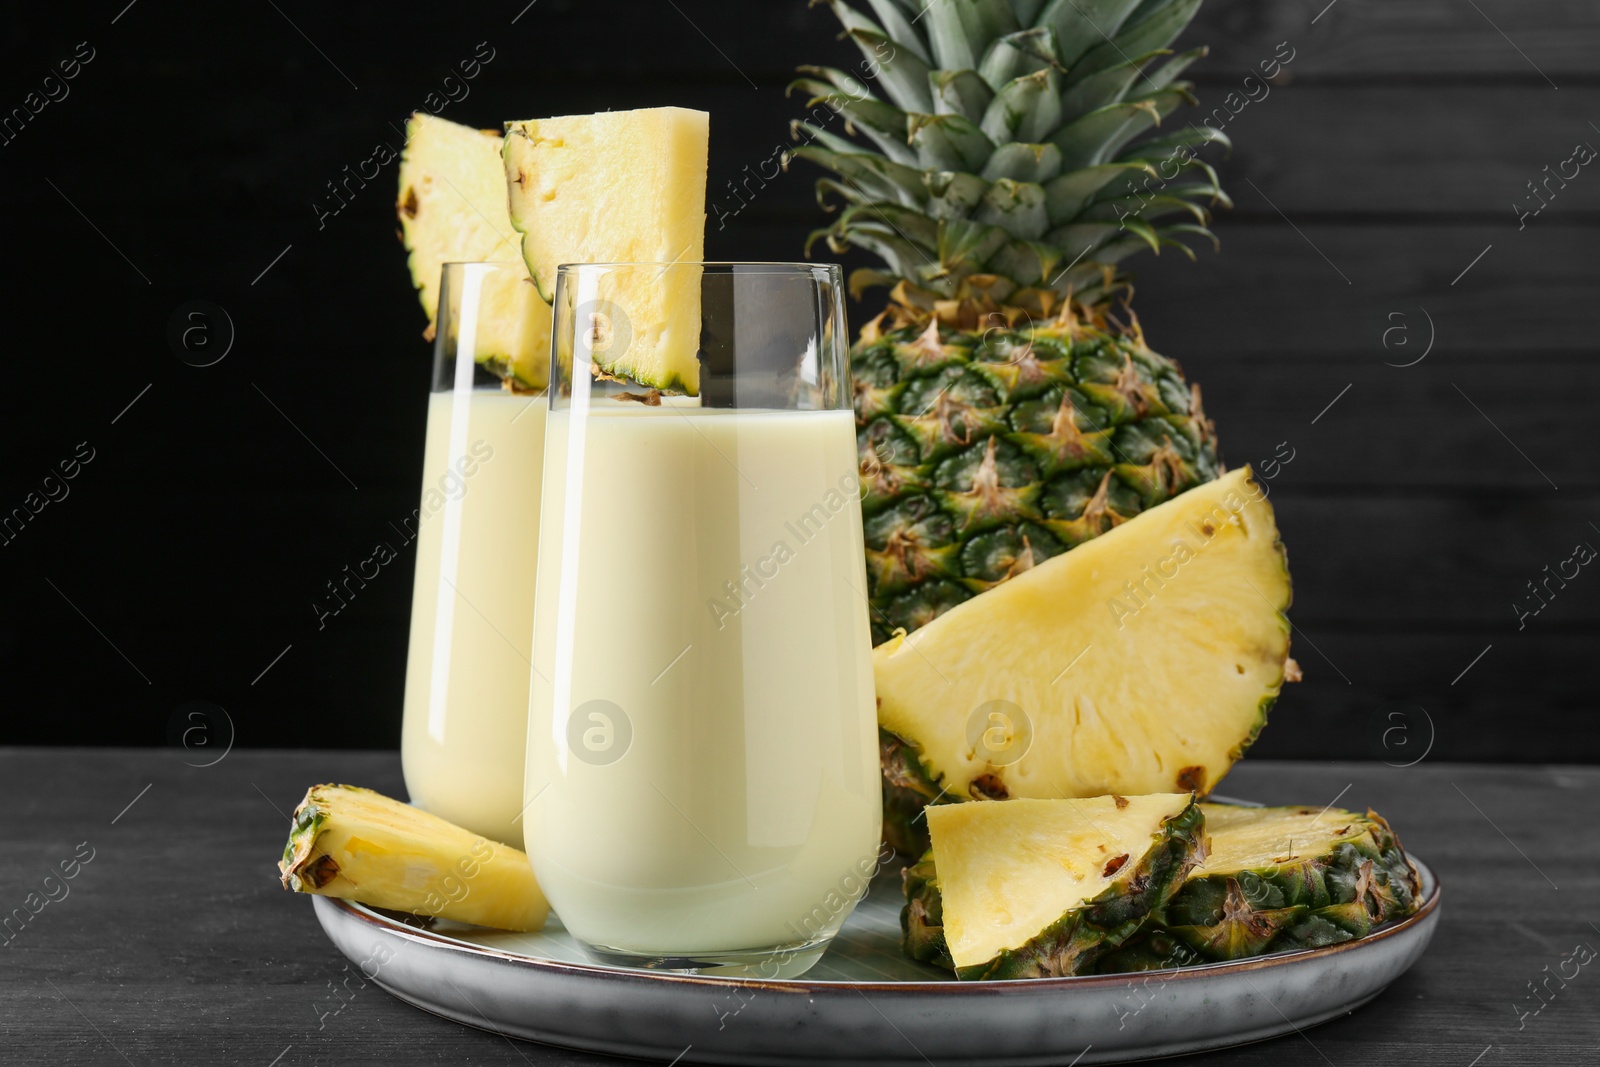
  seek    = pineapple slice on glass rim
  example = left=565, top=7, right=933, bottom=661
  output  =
left=503, top=106, right=710, bottom=396
left=396, top=112, right=549, bottom=391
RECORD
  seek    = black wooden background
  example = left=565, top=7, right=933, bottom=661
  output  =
left=0, top=1, right=1594, bottom=761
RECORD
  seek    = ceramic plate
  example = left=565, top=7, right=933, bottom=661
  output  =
left=311, top=854, right=1440, bottom=1065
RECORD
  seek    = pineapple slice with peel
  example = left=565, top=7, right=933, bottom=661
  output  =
left=503, top=107, right=709, bottom=395
left=877, top=466, right=1294, bottom=854
left=397, top=112, right=550, bottom=389
left=903, top=794, right=1205, bottom=979
left=1097, top=803, right=1423, bottom=971
left=279, top=784, right=548, bottom=932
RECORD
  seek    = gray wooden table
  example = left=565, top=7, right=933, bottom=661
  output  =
left=2, top=749, right=1596, bottom=1065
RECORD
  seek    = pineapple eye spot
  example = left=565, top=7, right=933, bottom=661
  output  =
left=1235, top=664, right=1244, bottom=675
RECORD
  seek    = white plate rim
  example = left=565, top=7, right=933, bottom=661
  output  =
left=315, top=854, right=1441, bottom=993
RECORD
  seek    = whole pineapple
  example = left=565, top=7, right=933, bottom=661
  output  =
left=791, top=0, right=1232, bottom=642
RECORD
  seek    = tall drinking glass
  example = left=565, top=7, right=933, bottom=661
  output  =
left=525, top=262, right=881, bottom=978
left=401, top=262, right=549, bottom=848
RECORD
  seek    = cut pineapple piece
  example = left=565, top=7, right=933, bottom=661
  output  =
left=279, top=784, right=548, bottom=932
left=503, top=107, right=709, bottom=394
left=1098, top=803, right=1423, bottom=971
left=876, top=466, right=1292, bottom=852
left=904, top=794, right=1204, bottom=979
left=397, top=112, right=549, bottom=388
left=397, top=114, right=517, bottom=322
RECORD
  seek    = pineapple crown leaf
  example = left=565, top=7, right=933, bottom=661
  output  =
left=794, top=0, right=1226, bottom=312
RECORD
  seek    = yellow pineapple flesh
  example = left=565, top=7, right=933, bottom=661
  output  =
left=876, top=467, right=1293, bottom=817
left=278, top=784, right=549, bottom=932
left=397, top=112, right=549, bottom=388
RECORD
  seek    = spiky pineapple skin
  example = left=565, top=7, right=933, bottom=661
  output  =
left=902, top=800, right=1206, bottom=980
left=1096, top=807, right=1423, bottom=972
left=879, top=729, right=944, bottom=854
left=854, top=317, right=1219, bottom=644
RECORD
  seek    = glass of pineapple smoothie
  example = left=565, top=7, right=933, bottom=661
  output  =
left=525, top=262, right=882, bottom=978
left=400, top=262, right=549, bottom=849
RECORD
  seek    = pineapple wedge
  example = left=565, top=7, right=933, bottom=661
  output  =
left=397, top=112, right=550, bottom=389
left=903, top=794, right=1205, bottom=979
left=503, top=107, right=709, bottom=395
left=1097, top=803, right=1423, bottom=971
left=877, top=466, right=1293, bottom=854
left=278, top=784, right=548, bottom=932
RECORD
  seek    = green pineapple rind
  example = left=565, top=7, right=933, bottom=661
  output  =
left=902, top=799, right=1207, bottom=980
left=278, top=783, right=371, bottom=892
left=476, top=355, right=545, bottom=394
left=1095, top=806, right=1423, bottom=973
left=856, top=319, right=1221, bottom=644
left=879, top=729, right=944, bottom=855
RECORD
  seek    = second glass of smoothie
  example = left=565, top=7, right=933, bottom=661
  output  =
left=401, top=261, right=548, bottom=848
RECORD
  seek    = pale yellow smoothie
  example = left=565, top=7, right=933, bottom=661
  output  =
left=525, top=404, right=881, bottom=955
left=402, top=389, right=545, bottom=848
